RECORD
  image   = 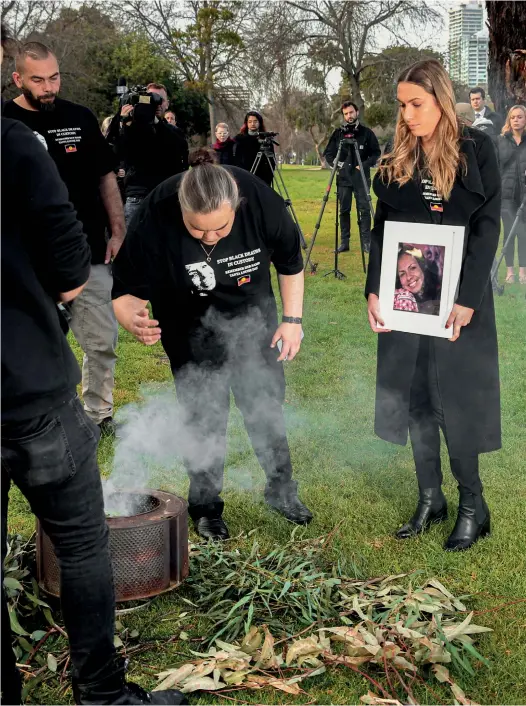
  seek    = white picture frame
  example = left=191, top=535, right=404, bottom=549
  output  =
left=378, top=221, right=466, bottom=339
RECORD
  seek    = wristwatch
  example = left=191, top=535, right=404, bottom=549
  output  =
left=282, top=316, right=303, bottom=324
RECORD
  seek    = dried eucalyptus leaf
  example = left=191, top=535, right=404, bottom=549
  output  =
left=443, top=612, right=474, bottom=641
left=285, top=636, right=322, bottom=666
left=181, top=676, right=225, bottom=693
left=154, top=664, right=195, bottom=690
left=432, top=664, right=452, bottom=683
left=47, top=653, right=57, bottom=673
left=267, top=678, right=301, bottom=695
left=427, top=579, right=455, bottom=600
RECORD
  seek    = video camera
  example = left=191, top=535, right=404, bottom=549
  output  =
left=119, top=84, right=163, bottom=124
left=257, top=130, right=279, bottom=148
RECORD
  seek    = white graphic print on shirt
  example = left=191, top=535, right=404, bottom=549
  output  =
left=185, top=262, right=216, bottom=295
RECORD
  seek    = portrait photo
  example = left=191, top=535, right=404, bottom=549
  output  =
left=393, top=243, right=446, bottom=316
left=379, top=222, right=465, bottom=338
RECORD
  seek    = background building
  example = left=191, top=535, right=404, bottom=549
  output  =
left=448, top=1, right=488, bottom=87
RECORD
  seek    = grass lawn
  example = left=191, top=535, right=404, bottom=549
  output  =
left=7, top=167, right=526, bottom=705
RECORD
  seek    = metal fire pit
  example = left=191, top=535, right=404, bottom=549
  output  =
left=36, top=490, right=189, bottom=602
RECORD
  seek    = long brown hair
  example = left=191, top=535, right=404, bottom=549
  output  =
left=501, top=104, right=526, bottom=136
left=379, top=59, right=465, bottom=200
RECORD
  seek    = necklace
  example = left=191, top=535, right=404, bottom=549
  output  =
left=200, top=241, right=219, bottom=263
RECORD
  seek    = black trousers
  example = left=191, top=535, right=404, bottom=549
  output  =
left=408, top=337, right=482, bottom=495
left=171, top=332, right=294, bottom=520
left=1, top=397, right=115, bottom=704
left=337, top=180, right=371, bottom=247
left=502, top=198, right=526, bottom=267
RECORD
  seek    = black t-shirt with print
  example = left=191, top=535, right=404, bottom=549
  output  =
left=112, top=166, right=303, bottom=368
left=3, top=98, right=117, bottom=264
left=420, top=171, right=443, bottom=224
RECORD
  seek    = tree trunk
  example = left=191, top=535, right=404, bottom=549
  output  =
left=345, top=70, right=365, bottom=111
left=207, top=87, right=216, bottom=140
left=486, top=1, right=526, bottom=115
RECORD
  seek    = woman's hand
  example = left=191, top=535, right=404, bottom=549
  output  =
left=446, top=304, right=474, bottom=342
left=271, top=323, right=302, bottom=361
left=367, top=293, right=391, bottom=333
left=113, top=295, right=161, bottom=346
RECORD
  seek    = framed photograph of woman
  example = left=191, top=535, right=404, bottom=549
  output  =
left=378, top=221, right=465, bottom=337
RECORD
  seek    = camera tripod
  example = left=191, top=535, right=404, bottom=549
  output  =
left=490, top=181, right=526, bottom=295
left=303, top=133, right=375, bottom=277
left=251, top=145, right=309, bottom=258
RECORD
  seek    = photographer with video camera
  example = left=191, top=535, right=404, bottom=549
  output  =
left=324, top=101, right=381, bottom=253
left=233, top=111, right=275, bottom=185
left=108, top=82, right=189, bottom=226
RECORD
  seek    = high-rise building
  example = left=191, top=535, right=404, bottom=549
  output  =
left=448, top=1, right=488, bottom=87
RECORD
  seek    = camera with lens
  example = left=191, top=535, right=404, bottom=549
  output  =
left=120, top=85, right=163, bottom=124
left=257, top=130, right=279, bottom=148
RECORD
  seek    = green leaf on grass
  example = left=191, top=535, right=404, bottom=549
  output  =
left=8, top=607, right=29, bottom=636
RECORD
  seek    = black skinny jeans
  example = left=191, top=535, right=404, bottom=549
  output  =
left=337, top=179, right=371, bottom=247
left=502, top=198, right=526, bottom=267
left=172, top=335, right=294, bottom=520
left=1, top=396, right=115, bottom=703
left=408, top=337, right=482, bottom=495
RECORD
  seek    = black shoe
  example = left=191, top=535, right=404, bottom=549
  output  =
left=73, top=659, right=188, bottom=705
left=336, top=242, right=350, bottom=253
left=194, top=515, right=230, bottom=541
left=265, top=483, right=313, bottom=525
left=395, top=488, right=448, bottom=539
left=98, top=417, right=118, bottom=438
left=444, top=491, right=490, bottom=552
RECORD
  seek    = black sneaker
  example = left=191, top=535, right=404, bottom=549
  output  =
left=98, top=417, right=118, bottom=438
left=73, top=669, right=188, bottom=705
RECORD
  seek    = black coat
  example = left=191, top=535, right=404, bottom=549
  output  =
left=323, top=123, right=381, bottom=187
left=212, top=137, right=236, bottom=165
left=365, top=127, right=501, bottom=457
left=497, top=132, right=526, bottom=203
left=233, top=132, right=274, bottom=185
left=482, top=107, right=504, bottom=136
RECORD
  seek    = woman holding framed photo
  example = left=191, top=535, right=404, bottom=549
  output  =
left=366, top=59, right=501, bottom=551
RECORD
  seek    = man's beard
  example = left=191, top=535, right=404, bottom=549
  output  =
left=22, top=86, right=57, bottom=111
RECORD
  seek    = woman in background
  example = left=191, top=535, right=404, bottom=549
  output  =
left=366, top=59, right=501, bottom=552
left=233, top=110, right=274, bottom=185
left=497, top=104, right=526, bottom=283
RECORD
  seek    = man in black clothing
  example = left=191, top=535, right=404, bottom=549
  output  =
left=3, top=41, right=126, bottom=437
left=323, top=101, right=381, bottom=253
left=1, top=111, right=186, bottom=706
left=469, top=87, right=503, bottom=135
left=109, top=82, right=189, bottom=226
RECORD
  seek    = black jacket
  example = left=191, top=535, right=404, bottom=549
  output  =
left=497, top=132, right=526, bottom=203
left=108, top=115, right=188, bottom=198
left=212, top=137, right=236, bottom=165
left=365, top=127, right=501, bottom=457
left=233, top=133, right=274, bottom=186
left=323, top=123, right=381, bottom=187
left=480, top=107, right=504, bottom=135
left=1, top=118, right=91, bottom=422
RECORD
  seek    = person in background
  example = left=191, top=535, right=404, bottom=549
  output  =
left=233, top=110, right=274, bottom=186
left=455, top=102, right=499, bottom=142
left=323, top=101, right=381, bottom=253
left=111, top=149, right=313, bottom=541
left=469, top=87, right=503, bottom=135
left=0, top=23, right=187, bottom=706
left=101, top=115, right=113, bottom=137
left=108, top=82, right=189, bottom=226
left=497, top=104, right=526, bottom=284
left=3, top=41, right=125, bottom=437
left=165, top=110, right=176, bottom=126
left=211, top=122, right=236, bottom=165
left=367, top=59, right=501, bottom=552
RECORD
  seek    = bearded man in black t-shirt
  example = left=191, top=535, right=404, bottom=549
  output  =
left=3, top=42, right=125, bottom=437
left=112, top=150, right=313, bottom=541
